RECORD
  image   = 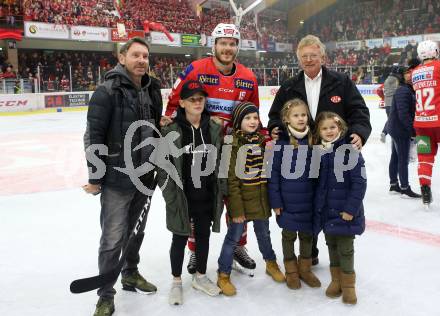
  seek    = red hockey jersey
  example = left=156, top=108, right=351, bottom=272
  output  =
left=412, top=60, right=440, bottom=128
left=166, top=57, right=259, bottom=131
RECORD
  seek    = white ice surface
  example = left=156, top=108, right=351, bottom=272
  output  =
left=1, top=101, right=439, bottom=316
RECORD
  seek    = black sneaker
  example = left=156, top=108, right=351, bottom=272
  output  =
left=389, top=183, right=401, bottom=194
left=312, top=256, right=319, bottom=266
left=421, top=185, right=432, bottom=205
left=233, top=246, right=256, bottom=269
left=401, top=186, right=422, bottom=198
left=187, top=251, right=196, bottom=274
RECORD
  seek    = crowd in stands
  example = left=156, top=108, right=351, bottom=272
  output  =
left=22, top=0, right=290, bottom=43
left=301, top=0, right=440, bottom=42
left=18, top=50, right=117, bottom=91
left=0, top=0, right=22, bottom=26
left=23, top=0, right=129, bottom=28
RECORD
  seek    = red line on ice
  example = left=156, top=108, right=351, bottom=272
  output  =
left=367, top=219, right=440, bottom=247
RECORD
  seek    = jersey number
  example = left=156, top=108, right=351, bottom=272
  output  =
left=415, top=88, right=435, bottom=112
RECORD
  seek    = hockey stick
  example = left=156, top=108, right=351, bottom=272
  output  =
left=70, top=195, right=153, bottom=294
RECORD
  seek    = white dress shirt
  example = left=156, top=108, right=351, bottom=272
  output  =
left=304, top=69, right=322, bottom=120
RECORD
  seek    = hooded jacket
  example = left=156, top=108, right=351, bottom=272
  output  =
left=157, top=110, right=225, bottom=236
left=174, top=107, right=214, bottom=213
left=84, top=64, right=163, bottom=190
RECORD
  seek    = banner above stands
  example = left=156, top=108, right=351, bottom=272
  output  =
left=23, top=22, right=438, bottom=51
left=22, top=22, right=292, bottom=52
left=24, top=22, right=69, bottom=40
left=150, top=31, right=181, bottom=46
left=70, top=26, right=109, bottom=42
left=335, top=40, right=362, bottom=50
left=110, top=29, right=145, bottom=42
left=424, top=33, right=440, bottom=42
left=388, top=35, right=423, bottom=48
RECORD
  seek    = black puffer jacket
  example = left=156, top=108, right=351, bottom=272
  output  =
left=268, top=66, right=371, bottom=145
left=84, top=64, right=163, bottom=190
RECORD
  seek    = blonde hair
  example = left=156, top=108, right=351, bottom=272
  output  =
left=296, top=35, right=326, bottom=60
left=313, top=111, right=348, bottom=144
left=280, top=98, right=313, bottom=147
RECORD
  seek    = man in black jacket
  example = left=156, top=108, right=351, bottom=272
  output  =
left=83, top=37, right=162, bottom=316
left=268, top=35, right=371, bottom=150
left=267, top=35, right=371, bottom=266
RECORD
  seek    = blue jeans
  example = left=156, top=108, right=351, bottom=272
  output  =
left=389, top=136, right=410, bottom=188
left=218, top=219, right=276, bottom=274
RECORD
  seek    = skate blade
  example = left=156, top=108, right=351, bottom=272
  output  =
left=232, top=261, right=255, bottom=277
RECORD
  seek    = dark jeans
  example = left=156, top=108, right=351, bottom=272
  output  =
left=98, top=186, right=149, bottom=299
left=218, top=219, right=276, bottom=274
left=382, top=106, right=391, bottom=135
left=389, top=136, right=411, bottom=188
left=170, top=211, right=212, bottom=277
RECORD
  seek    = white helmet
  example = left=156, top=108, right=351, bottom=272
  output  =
left=417, top=40, right=439, bottom=61
left=211, top=23, right=240, bottom=43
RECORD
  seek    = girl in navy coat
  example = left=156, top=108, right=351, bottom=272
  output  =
left=268, top=98, right=321, bottom=290
left=313, top=111, right=366, bottom=305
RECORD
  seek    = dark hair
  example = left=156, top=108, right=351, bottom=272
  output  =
left=119, top=37, right=150, bottom=55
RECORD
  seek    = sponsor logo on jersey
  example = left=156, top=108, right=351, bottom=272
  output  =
left=412, top=66, right=434, bottom=83
left=239, top=91, right=246, bottom=101
left=234, top=78, right=254, bottom=90
left=198, top=74, right=219, bottom=85
left=206, top=98, right=239, bottom=115
left=219, top=88, right=234, bottom=93
left=179, top=64, right=194, bottom=80
left=330, top=95, right=342, bottom=103
left=415, top=115, right=438, bottom=122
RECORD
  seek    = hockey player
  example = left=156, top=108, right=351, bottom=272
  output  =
left=161, top=23, right=259, bottom=276
left=412, top=40, right=440, bottom=207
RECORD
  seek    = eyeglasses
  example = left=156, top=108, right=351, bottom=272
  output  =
left=300, top=54, right=321, bottom=61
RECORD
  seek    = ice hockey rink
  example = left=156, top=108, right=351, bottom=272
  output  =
left=1, top=99, right=439, bottom=316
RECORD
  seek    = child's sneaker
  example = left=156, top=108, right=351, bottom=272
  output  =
left=265, top=260, right=285, bottom=283
left=168, top=280, right=183, bottom=305
left=192, top=274, right=221, bottom=296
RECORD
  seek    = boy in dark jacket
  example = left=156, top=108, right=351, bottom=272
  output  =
left=313, top=112, right=367, bottom=305
left=157, top=80, right=224, bottom=305
left=217, top=101, right=285, bottom=296
left=388, top=58, right=422, bottom=198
